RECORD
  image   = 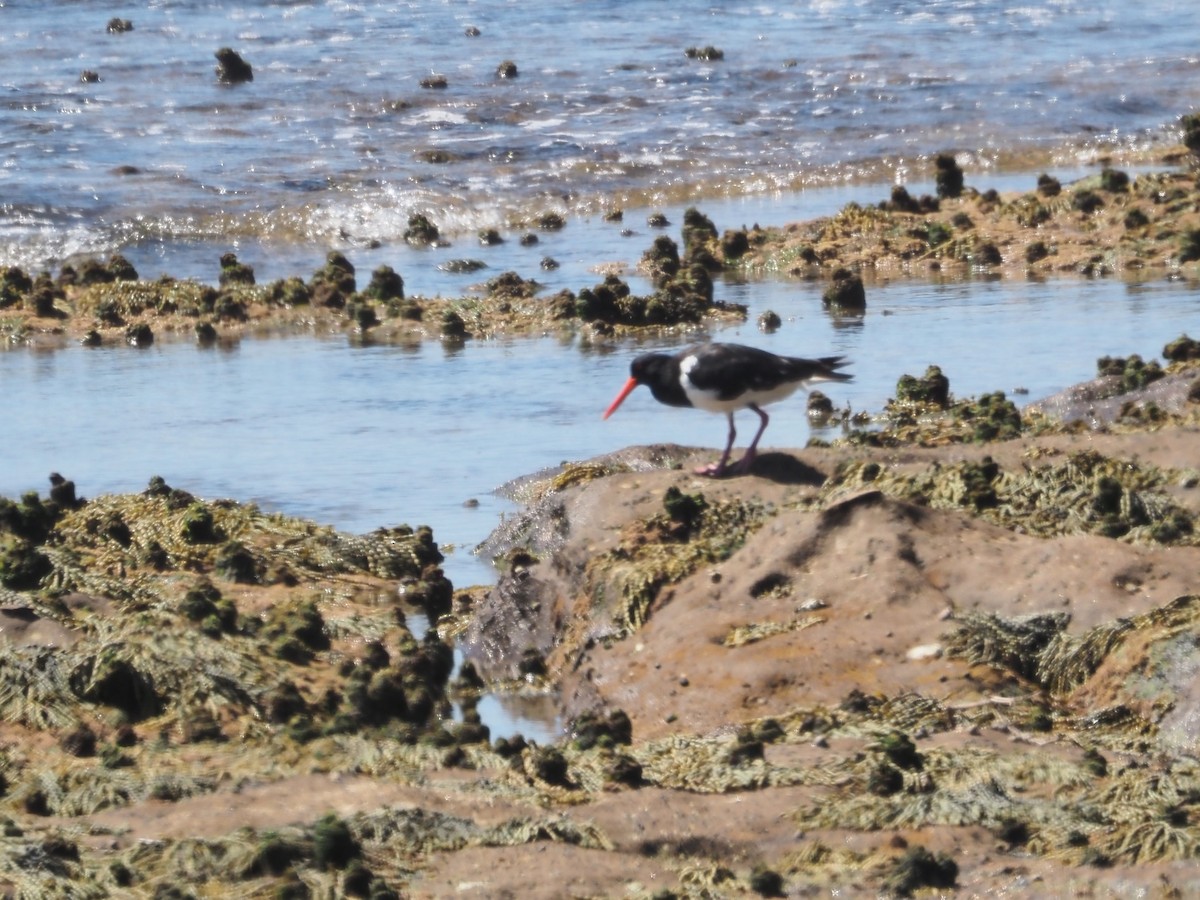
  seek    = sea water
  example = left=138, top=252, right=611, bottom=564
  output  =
left=2, top=0, right=1198, bottom=270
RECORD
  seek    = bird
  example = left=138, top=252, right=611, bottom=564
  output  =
left=602, top=342, right=852, bottom=477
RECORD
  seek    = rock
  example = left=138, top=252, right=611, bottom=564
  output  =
left=757, top=310, right=781, bottom=333
left=934, top=153, right=964, bottom=199
left=906, top=643, right=944, bottom=661
left=806, top=390, right=834, bottom=421
left=214, top=48, right=253, bottom=84
left=822, top=268, right=866, bottom=311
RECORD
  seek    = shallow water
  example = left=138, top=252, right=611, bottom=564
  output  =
left=5, top=275, right=1197, bottom=590
left=2, top=0, right=1198, bottom=270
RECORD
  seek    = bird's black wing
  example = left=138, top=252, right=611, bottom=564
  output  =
left=686, top=344, right=852, bottom=399
left=682, top=344, right=756, bottom=399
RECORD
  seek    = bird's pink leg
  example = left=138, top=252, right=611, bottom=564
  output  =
left=730, top=404, right=769, bottom=474
left=695, top=413, right=737, bottom=476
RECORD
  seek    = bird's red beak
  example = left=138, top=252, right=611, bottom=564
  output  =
left=602, top=377, right=639, bottom=419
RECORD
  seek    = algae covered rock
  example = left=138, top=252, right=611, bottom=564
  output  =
left=404, top=213, right=440, bottom=245
left=1097, top=353, right=1165, bottom=393
left=640, top=235, right=681, bottom=287
left=218, top=252, right=255, bottom=287
left=1163, top=334, right=1200, bottom=362
left=895, top=365, right=950, bottom=408
left=822, top=268, right=866, bottom=312
left=215, top=47, right=253, bottom=84
left=934, top=153, right=964, bottom=199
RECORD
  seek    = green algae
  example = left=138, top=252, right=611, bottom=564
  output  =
left=0, top=476, right=468, bottom=853
left=584, top=488, right=773, bottom=634
left=824, top=450, right=1199, bottom=546
left=722, top=614, right=825, bottom=648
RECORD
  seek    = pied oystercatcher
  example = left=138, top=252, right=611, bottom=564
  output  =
left=603, top=342, right=852, bottom=476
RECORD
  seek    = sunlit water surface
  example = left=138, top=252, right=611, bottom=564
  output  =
left=3, top=0, right=1199, bottom=269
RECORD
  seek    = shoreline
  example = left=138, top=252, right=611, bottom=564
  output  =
left=3, top=143, right=1198, bottom=351
left=2, top=147, right=1200, bottom=896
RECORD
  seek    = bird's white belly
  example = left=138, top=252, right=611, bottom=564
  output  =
left=680, top=374, right=803, bottom=413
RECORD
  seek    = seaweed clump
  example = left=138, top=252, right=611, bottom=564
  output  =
left=1098, top=353, right=1165, bottom=393
left=0, top=473, right=457, bottom=749
left=863, top=368, right=1023, bottom=446
left=579, top=487, right=772, bottom=636
left=824, top=450, right=1198, bottom=545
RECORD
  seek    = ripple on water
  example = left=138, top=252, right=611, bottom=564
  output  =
left=3, top=0, right=1198, bottom=264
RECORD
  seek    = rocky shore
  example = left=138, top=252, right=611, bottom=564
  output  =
left=3, top=136, right=1200, bottom=349
left=2, top=147, right=1200, bottom=896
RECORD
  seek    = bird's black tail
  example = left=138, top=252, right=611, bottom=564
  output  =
left=809, top=355, right=853, bottom=382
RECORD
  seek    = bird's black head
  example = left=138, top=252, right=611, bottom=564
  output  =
left=629, top=351, right=690, bottom=408
left=629, top=352, right=672, bottom=386
left=604, top=351, right=681, bottom=419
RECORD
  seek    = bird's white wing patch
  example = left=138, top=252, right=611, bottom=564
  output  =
left=678, top=354, right=723, bottom=411
left=680, top=352, right=806, bottom=413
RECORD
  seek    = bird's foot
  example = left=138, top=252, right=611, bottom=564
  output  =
left=728, top=449, right=757, bottom=475
left=693, top=461, right=728, bottom=478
